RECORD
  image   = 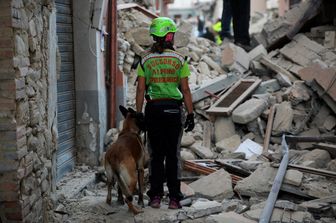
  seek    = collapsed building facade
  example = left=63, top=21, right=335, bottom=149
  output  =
left=0, top=0, right=336, bottom=222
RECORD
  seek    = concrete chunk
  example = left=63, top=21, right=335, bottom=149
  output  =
left=215, top=134, right=241, bottom=153
left=221, top=43, right=250, bottom=73
left=256, top=0, right=322, bottom=49
left=324, top=31, right=336, bottom=49
left=202, top=55, right=225, bottom=73
left=232, top=98, right=268, bottom=124
left=207, top=212, right=257, bottom=223
left=189, top=169, right=234, bottom=200
left=128, top=27, right=153, bottom=46
left=272, top=102, right=293, bottom=136
left=284, top=169, right=303, bottom=186
left=297, top=149, right=331, bottom=168
left=234, top=163, right=276, bottom=197
left=190, top=142, right=215, bottom=159
left=254, top=79, right=281, bottom=94
left=244, top=208, right=314, bottom=223
left=248, top=44, right=267, bottom=61
left=214, top=117, right=236, bottom=143
left=187, top=199, right=223, bottom=219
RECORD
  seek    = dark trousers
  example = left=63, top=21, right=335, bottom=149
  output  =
left=145, top=100, right=183, bottom=201
left=221, top=0, right=232, bottom=37
left=230, top=0, right=251, bottom=46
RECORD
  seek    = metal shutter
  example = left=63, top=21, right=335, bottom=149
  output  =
left=56, top=0, right=76, bottom=182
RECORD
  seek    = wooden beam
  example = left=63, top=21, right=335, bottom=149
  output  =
left=206, top=79, right=262, bottom=115
left=280, top=164, right=336, bottom=178
left=263, top=105, right=276, bottom=156
left=191, top=74, right=239, bottom=103
left=183, top=160, right=242, bottom=185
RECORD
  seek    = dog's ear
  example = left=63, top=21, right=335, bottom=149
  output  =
left=119, top=105, right=129, bottom=118
left=127, top=107, right=136, bottom=114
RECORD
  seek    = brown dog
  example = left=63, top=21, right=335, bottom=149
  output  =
left=104, top=106, right=146, bottom=215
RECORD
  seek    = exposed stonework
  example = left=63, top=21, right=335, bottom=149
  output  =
left=0, top=0, right=56, bottom=222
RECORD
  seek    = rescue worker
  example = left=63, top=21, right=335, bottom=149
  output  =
left=135, top=17, right=195, bottom=209
left=211, top=19, right=223, bottom=45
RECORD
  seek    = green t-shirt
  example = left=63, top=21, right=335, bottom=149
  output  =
left=137, top=49, right=190, bottom=100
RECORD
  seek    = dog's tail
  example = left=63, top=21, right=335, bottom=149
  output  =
left=115, top=167, right=133, bottom=202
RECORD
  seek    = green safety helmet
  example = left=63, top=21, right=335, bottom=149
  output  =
left=149, top=17, right=178, bottom=37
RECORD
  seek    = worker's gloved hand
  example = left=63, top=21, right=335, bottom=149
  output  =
left=135, top=112, right=146, bottom=131
left=184, top=113, right=195, bottom=132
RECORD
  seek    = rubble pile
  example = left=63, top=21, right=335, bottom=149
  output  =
left=109, top=1, right=336, bottom=222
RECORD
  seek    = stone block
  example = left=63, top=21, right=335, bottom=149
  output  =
left=275, top=72, right=292, bottom=87
left=327, top=160, right=336, bottom=172
left=297, top=128, right=320, bottom=150
left=254, top=79, right=281, bottom=94
left=207, top=211, right=256, bottom=223
left=232, top=98, right=268, bottom=124
left=128, top=27, right=152, bottom=46
left=272, top=102, right=293, bottom=136
left=297, top=149, right=331, bottom=168
left=311, top=25, right=336, bottom=37
left=189, top=169, right=234, bottom=200
left=234, top=163, right=276, bottom=197
left=221, top=43, right=250, bottom=73
left=175, top=31, right=190, bottom=47
left=190, top=142, right=214, bottom=159
left=181, top=134, right=195, bottom=147
left=312, top=105, right=331, bottom=127
left=284, top=169, right=303, bottom=186
left=324, top=31, right=336, bottom=48
left=248, top=44, right=267, bottom=61
left=202, top=55, right=224, bottom=73
left=283, top=81, right=311, bottom=105
left=323, top=115, right=336, bottom=131
left=215, top=134, right=241, bottom=153
left=197, top=61, right=211, bottom=77
left=244, top=208, right=313, bottom=223
left=214, top=117, right=236, bottom=143
left=186, top=199, right=223, bottom=219
left=250, top=61, right=269, bottom=76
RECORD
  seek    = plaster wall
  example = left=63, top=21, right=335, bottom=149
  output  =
left=73, top=0, right=108, bottom=166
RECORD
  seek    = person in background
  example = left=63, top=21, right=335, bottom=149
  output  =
left=221, top=0, right=251, bottom=50
left=220, top=0, right=233, bottom=40
left=197, top=15, right=205, bottom=37
left=186, top=14, right=198, bottom=37
left=211, top=18, right=223, bottom=45
left=200, top=26, right=216, bottom=42
left=136, top=17, right=195, bottom=210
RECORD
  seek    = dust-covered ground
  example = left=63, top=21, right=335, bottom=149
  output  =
left=47, top=167, right=186, bottom=223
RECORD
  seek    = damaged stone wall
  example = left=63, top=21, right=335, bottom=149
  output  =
left=0, top=0, right=57, bottom=222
